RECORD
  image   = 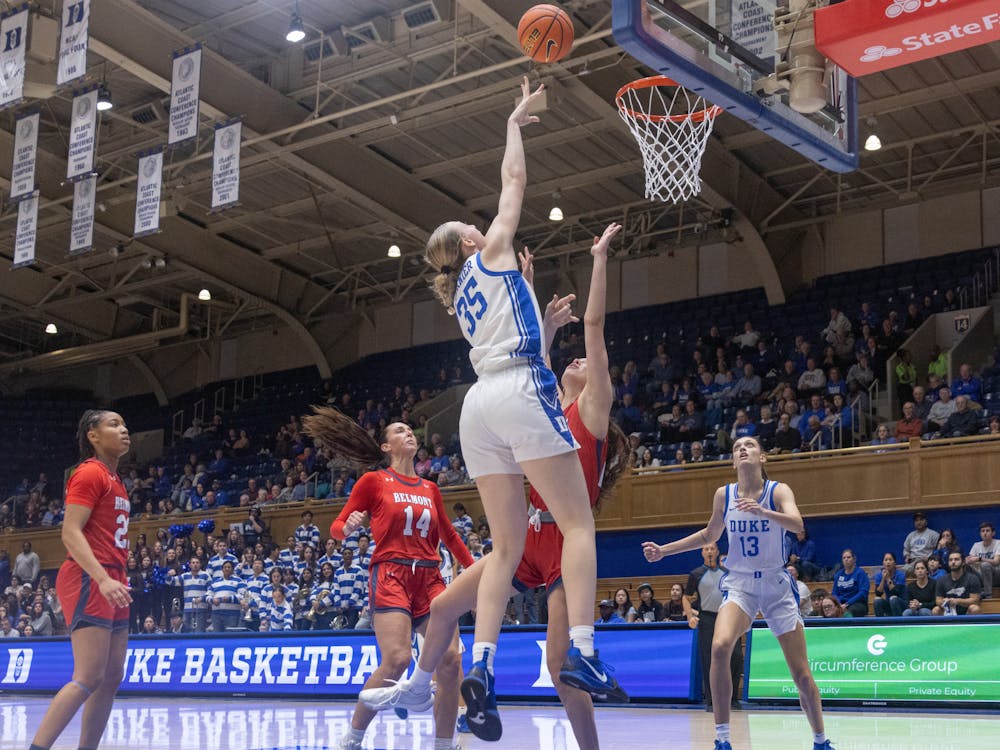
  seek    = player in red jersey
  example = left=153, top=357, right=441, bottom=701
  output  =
left=30, top=410, right=133, bottom=750
left=302, top=411, right=475, bottom=750
left=361, top=224, right=629, bottom=750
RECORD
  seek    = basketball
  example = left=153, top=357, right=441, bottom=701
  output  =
left=518, top=4, right=574, bottom=64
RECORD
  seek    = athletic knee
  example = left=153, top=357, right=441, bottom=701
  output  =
left=70, top=673, right=104, bottom=695
left=436, top=646, right=462, bottom=682
left=547, top=653, right=567, bottom=685
left=379, top=646, right=412, bottom=676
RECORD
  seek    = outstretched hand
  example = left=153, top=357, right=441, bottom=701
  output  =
left=591, top=223, right=622, bottom=259
left=510, top=76, right=545, bottom=128
left=544, top=293, right=578, bottom=332
left=642, top=541, right=666, bottom=563
left=518, top=246, right=535, bottom=285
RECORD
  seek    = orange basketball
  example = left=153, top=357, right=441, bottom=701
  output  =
left=518, top=4, right=574, bottom=64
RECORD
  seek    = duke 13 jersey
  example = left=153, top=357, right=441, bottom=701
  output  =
left=722, top=480, right=788, bottom=574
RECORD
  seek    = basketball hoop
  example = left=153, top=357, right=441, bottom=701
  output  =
left=616, top=76, right=722, bottom=204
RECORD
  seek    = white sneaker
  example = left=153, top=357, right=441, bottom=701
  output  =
left=359, top=677, right=435, bottom=712
left=335, top=734, right=363, bottom=750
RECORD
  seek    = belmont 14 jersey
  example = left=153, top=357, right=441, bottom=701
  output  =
left=65, top=458, right=131, bottom=568
left=333, top=468, right=474, bottom=568
left=455, top=252, right=545, bottom=376
left=721, top=480, right=787, bottom=574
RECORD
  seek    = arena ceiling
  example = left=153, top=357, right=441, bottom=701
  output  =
left=0, top=0, right=997, bottom=369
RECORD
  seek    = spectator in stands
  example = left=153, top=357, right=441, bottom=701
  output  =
left=755, top=405, right=777, bottom=450
left=797, top=357, right=826, bottom=396
left=902, top=303, right=923, bottom=335
left=926, top=345, right=947, bottom=382
left=902, top=559, right=937, bottom=617
left=208, top=560, right=246, bottom=632
left=876, top=319, right=901, bottom=362
left=29, top=600, right=53, bottom=636
left=951, top=363, right=983, bottom=404
left=658, top=404, right=684, bottom=443
left=731, top=320, right=760, bottom=355
left=988, top=416, right=1000, bottom=435
left=833, top=548, right=870, bottom=617
left=822, top=306, right=852, bottom=345
left=820, top=595, right=844, bottom=618
left=823, top=394, right=853, bottom=447
left=451, top=503, right=473, bottom=540
left=786, top=566, right=812, bottom=617
left=895, top=402, right=923, bottom=441
left=294, top=510, right=320, bottom=550
left=893, top=348, right=917, bottom=404
left=934, top=551, right=982, bottom=615
left=937, top=395, right=980, bottom=437
left=965, top=521, right=998, bottom=598
left=291, top=471, right=312, bottom=502
left=13, top=542, right=39, bottom=587
left=788, top=528, right=820, bottom=581
left=801, top=415, right=831, bottom=451
left=647, top=347, right=677, bottom=394
left=873, top=552, right=906, bottom=617
left=911, top=385, right=932, bottom=422
left=927, top=556, right=945, bottom=580
left=926, top=387, right=956, bottom=432
left=677, top=400, right=706, bottom=443
left=824, top=368, right=847, bottom=398
left=799, top=394, right=826, bottom=428
left=689, top=441, right=708, bottom=463
left=615, top=392, right=643, bottom=434
left=933, top=528, right=963, bottom=568
left=0, top=614, right=18, bottom=638
left=770, top=412, right=801, bottom=455
left=182, top=417, right=204, bottom=442
left=870, top=424, right=897, bottom=450
left=438, top=456, right=470, bottom=487
left=805, top=589, right=827, bottom=617
left=664, top=583, right=687, bottom=622
left=612, top=588, right=637, bottom=623
left=858, top=301, right=879, bottom=331
left=846, top=352, right=875, bottom=392
left=332, top=548, right=365, bottom=629
left=169, top=556, right=210, bottom=633
left=0, top=551, right=8, bottom=596
left=733, top=363, right=762, bottom=403
left=635, top=582, right=664, bottom=623
left=902, top=511, right=940, bottom=571
left=595, top=599, right=626, bottom=624
left=638, top=449, right=659, bottom=469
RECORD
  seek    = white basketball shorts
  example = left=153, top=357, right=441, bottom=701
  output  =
left=720, top=569, right=804, bottom=637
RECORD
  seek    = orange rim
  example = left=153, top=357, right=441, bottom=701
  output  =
left=615, top=75, right=723, bottom=124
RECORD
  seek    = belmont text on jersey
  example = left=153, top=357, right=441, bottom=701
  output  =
left=392, top=492, right=433, bottom=508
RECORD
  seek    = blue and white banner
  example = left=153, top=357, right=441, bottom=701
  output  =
left=168, top=45, right=201, bottom=145
left=66, top=87, right=98, bottom=181
left=9, top=110, right=38, bottom=202
left=0, top=624, right=696, bottom=700
left=69, top=174, right=96, bottom=255
left=211, top=119, right=241, bottom=211
left=0, top=5, right=29, bottom=108
left=57, top=0, right=90, bottom=85
left=12, top=190, right=38, bottom=268
left=134, top=149, right=163, bottom=237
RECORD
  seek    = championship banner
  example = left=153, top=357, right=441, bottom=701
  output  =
left=12, top=190, right=38, bottom=269
left=66, top=87, right=99, bottom=181
left=9, top=111, right=38, bottom=202
left=0, top=4, right=29, bottom=109
left=730, top=0, right=776, bottom=63
left=57, top=0, right=90, bottom=85
left=69, top=174, right=96, bottom=255
left=168, top=45, right=202, bottom=145
left=211, top=118, right=241, bottom=211
left=134, top=149, right=163, bottom=237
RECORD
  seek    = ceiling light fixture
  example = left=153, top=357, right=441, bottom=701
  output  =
left=44, top=323, right=58, bottom=335
left=548, top=191, right=563, bottom=222
left=198, top=288, right=212, bottom=301
left=387, top=244, right=401, bottom=258
left=286, top=2, right=306, bottom=43
left=96, top=83, right=113, bottom=111
left=864, top=117, right=882, bottom=152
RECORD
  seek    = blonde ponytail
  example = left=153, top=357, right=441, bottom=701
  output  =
left=425, top=222, right=464, bottom=313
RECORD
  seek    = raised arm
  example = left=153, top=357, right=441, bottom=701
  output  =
left=576, top=223, right=621, bottom=438
left=642, top=486, right=727, bottom=562
left=481, top=77, right=545, bottom=269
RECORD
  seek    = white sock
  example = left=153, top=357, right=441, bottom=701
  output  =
left=434, top=738, right=455, bottom=750
left=409, top=665, right=433, bottom=689
left=472, top=641, right=496, bottom=672
left=716, top=723, right=731, bottom=741
left=348, top=727, right=365, bottom=741
left=569, top=625, right=595, bottom=657
left=814, top=732, right=827, bottom=744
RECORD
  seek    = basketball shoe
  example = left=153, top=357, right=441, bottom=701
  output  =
left=714, top=741, right=732, bottom=750
left=359, top=677, right=435, bottom=713
left=335, top=734, right=362, bottom=750
left=558, top=647, right=628, bottom=702
left=460, top=660, right=501, bottom=741
left=814, top=742, right=836, bottom=750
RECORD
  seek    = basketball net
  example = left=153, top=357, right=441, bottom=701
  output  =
left=616, top=76, right=722, bottom=204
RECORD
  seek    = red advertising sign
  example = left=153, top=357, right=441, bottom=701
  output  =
left=815, top=0, right=1000, bottom=77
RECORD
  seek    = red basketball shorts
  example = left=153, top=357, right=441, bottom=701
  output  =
left=370, top=562, right=446, bottom=622
left=56, top=559, right=130, bottom=631
left=514, top=522, right=564, bottom=592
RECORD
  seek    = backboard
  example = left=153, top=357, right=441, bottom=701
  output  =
left=612, top=0, right=860, bottom=172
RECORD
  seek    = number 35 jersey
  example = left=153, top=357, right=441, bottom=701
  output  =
left=455, top=252, right=544, bottom=376
left=722, top=480, right=788, bottom=574
left=332, top=468, right=474, bottom=569
left=65, top=458, right=131, bottom=568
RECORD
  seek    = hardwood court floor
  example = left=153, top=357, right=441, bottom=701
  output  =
left=1, top=697, right=999, bottom=749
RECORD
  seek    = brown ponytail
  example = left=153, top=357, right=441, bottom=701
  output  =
left=594, top=420, right=629, bottom=516
left=302, top=406, right=387, bottom=468
left=424, top=222, right=464, bottom=313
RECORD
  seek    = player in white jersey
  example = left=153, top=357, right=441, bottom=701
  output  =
left=423, top=76, right=619, bottom=737
left=641, top=437, right=834, bottom=750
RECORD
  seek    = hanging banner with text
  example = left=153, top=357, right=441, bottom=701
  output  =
left=69, top=174, right=97, bottom=255
left=12, top=191, right=38, bottom=269
left=730, top=0, right=776, bottom=63
left=66, top=87, right=98, bottom=181
left=211, top=119, right=241, bottom=211
left=9, top=111, right=38, bottom=202
left=57, top=0, right=90, bottom=85
left=168, top=45, right=202, bottom=145
left=0, top=5, right=29, bottom=109
left=134, top=149, right=163, bottom=237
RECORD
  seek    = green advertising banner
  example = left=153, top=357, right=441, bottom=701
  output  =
left=747, top=622, right=1000, bottom=703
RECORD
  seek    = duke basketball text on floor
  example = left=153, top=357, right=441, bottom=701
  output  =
left=1, top=1, right=999, bottom=750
